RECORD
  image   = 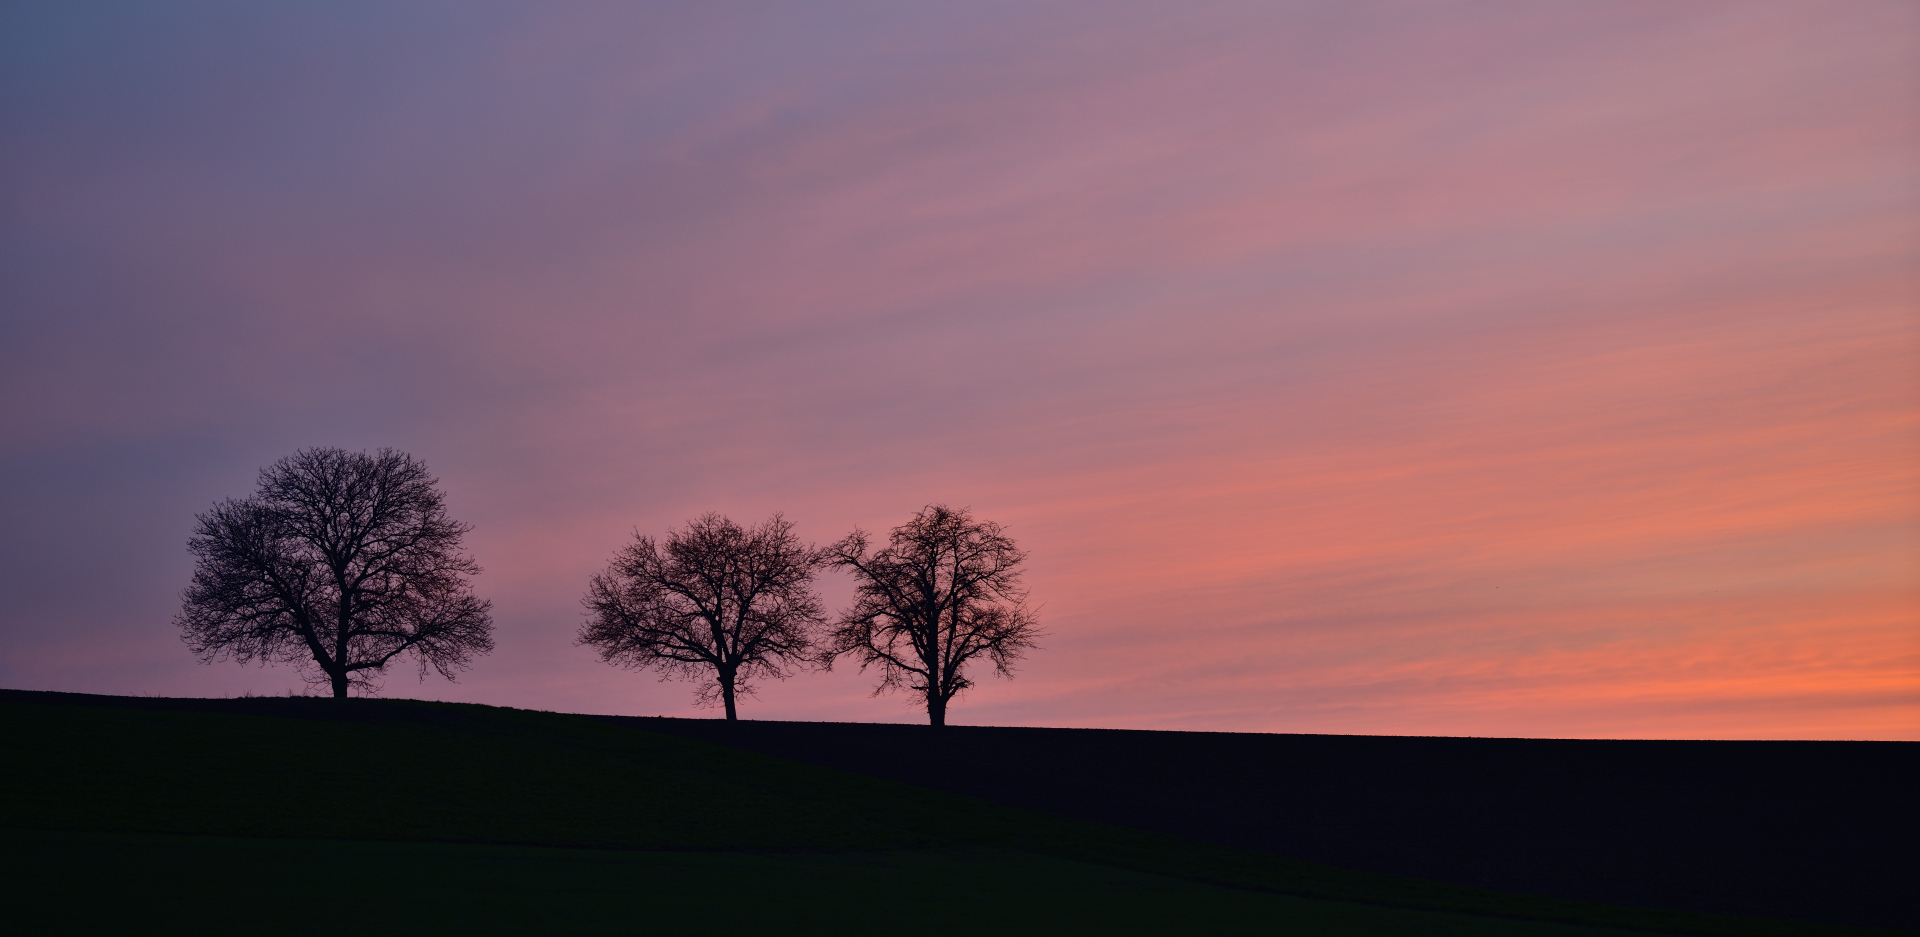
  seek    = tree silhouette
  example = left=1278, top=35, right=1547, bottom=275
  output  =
left=580, top=513, right=827, bottom=721
left=177, top=448, right=493, bottom=698
left=826, top=505, right=1040, bottom=727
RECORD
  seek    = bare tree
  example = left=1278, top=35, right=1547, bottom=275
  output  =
left=176, top=448, right=493, bottom=698
left=580, top=513, right=827, bottom=721
left=825, top=505, right=1040, bottom=727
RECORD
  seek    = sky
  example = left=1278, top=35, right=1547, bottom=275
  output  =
left=2, top=1, right=1915, bottom=739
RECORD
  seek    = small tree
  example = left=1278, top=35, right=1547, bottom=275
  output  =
left=176, top=447, right=493, bottom=698
left=826, top=505, right=1040, bottom=727
left=580, top=513, right=827, bottom=721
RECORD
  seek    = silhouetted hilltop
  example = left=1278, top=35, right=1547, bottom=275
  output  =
left=3, top=689, right=1910, bottom=934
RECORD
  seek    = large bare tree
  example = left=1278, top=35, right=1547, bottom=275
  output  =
left=580, top=513, right=827, bottom=721
left=176, top=448, right=494, bottom=698
left=825, top=505, right=1040, bottom=727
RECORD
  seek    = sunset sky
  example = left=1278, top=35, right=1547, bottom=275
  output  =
left=3, top=1, right=1914, bottom=739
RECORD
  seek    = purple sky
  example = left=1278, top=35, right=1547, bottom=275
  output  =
left=3, top=1, right=1915, bottom=737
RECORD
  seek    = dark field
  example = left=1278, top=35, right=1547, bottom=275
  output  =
left=5, top=829, right=1668, bottom=937
left=623, top=717, right=1919, bottom=930
left=1, top=689, right=1910, bottom=936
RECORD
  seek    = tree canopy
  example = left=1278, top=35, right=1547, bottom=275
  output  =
left=826, top=505, right=1040, bottom=726
left=176, top=447, right=494, bottom=697
left=580, top=513, right=828, bottom=720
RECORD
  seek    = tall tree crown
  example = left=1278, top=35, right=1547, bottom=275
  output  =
left=176, top=447, right=493, bottom=697
left=579, top=512, right=827, bottom=719
left=827, top=505, right=1041, bottom=726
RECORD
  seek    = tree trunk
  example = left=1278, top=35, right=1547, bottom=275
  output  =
left=926, top=691, right=946, bottom=728
left=719, top=671, right=738, bottom=721
left=329, top=670, right=349, bottom=699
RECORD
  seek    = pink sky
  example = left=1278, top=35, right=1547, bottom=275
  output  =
left=2, top=1, right=1915, bottom=738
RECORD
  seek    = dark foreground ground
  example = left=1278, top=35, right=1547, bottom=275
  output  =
left=4, top=829, right=1669, bottom=937
left=616, top=717, right=1917, bottom=931
left=13, top=689, right=1794, bottom=937
left=5, top=688, right=1909, bottom=933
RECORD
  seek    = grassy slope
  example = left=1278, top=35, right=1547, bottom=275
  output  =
left=0, top=696, right=1893, bottom=937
